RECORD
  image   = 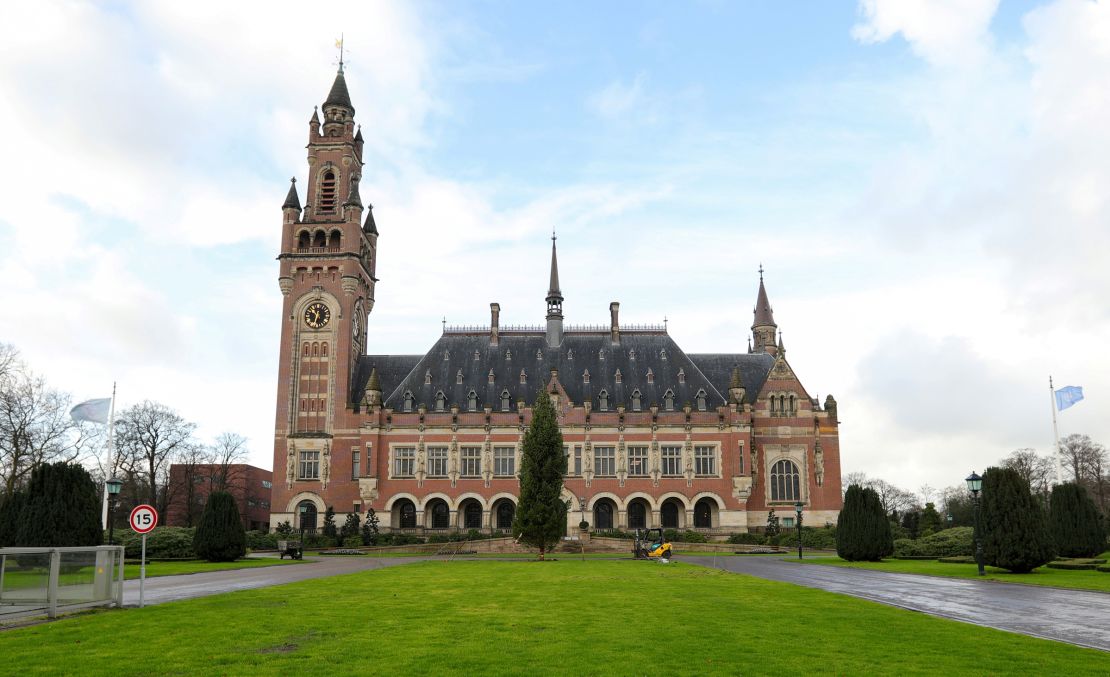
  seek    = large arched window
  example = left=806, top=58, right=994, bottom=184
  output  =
left=663, top=390, right=675, bottom=411
left=770, top=459, right=801, bottom=502
left=467, top=390, right=478, bottom=411
left=297, top=501, right=318, bottom=532
left=403, top=391, right=414, bottom=413
left=694, top=498, right=714, bottom=528
left=598, top=390, right=609, bottom=412
left=501, top=390, right=511, bottom=411
left=496, top=501, right=515, bottom=529
left=628, top=500, right=647, bottom=529
left=434, top=391, right=446, bottom=412
left=428, top=500, right=450, bottom=529
left=594, top=501, right=614, bottom=530
left=463, top=501, right=482, bottom=529
left=660, top=500, right=680, bottom=528
left=631, top=389, right=642, bottom=412
left=696, top=389, right=707, bottom=411
left=396, top=498, right=416, bottom=529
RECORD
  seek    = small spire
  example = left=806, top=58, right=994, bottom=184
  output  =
left=363, top=203, right=378, bottom=235
left=752, top=267, right=776, bottom=328
left=367, top=366, right=381, bottom=392
left=324, top=70, right=355, bottom=114
left=310, top=107, right=320, bottom=125
left=355, top=126, right=364, bottom=143
left=282, top=177, right=301, bottom=210
left=345, top=176, right=363, bottom=207
left=729, top=366, right=742, bottom=390
left=547, top=233, right=562, bottom=301
left=777, top=331, right=785, bottom=353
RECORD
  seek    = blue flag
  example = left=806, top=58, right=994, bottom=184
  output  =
left=1055, top=386, right=1084, bottom=411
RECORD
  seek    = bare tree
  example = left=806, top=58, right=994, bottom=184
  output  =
left=170, top=442, right=213, bottom=527
left=869, top=478, right=918, bottom=516
left=1000, top=448, right=1054, bottom=501
left=1059, top=434, right=1105, bottom=486
left=842, top=471, right=870, bottom=495
left=918, top=483, right=935, bottom=506
left=208, top=432, right=248, bottom=493
left=115, top=401, right=196, bottom=516
left=0, top=343, right=18, bottom=383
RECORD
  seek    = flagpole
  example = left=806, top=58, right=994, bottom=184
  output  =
left=1050, top=375, right=1063, bottom=485
left=101, top=382, right=117, bottom=530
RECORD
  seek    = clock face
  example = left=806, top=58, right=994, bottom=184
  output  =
left=304, top=302, right=331, bottom=329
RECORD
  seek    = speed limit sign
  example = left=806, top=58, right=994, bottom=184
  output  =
left=130, top=504, right=158, bottom=534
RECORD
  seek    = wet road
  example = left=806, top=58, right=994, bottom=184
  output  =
left=685, top=555, right=1110, bottom=651
left=121, top=556, right=428, bottom=607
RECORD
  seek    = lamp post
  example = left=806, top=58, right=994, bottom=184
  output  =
left=579, top=495, right=588, bottom=528
left=298, top=504, right=308, bottom=546
left=946, top=513, right=953, bottom=527
left=105, top=477, right=123, bottom=545
left=794, top=501, right=804, bottom=560
left=965, top=471, right=985, bottom=576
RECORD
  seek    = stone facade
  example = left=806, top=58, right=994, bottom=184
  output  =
left=269, top=69, right=843, bottom=536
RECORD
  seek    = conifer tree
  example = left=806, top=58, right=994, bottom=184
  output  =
left=765, top=509, right=780, bottom=538
left=1049, top=482, right=1106, bottom=558
left=340, top=512, right=361, bottom=542
left=980, top=466, right=1054, bottom=572
left=919, top=502, right=943, bottom=536
left=361, top=507, right=380, bottom=546
left=322, top=505, right=338, bottom=543
left=836, top=484, right=892, bottom=561
left=513, top=388, right=567, bottom=560
left=193, top=491, right=247, bottom=562
left=11, top=462, right=101, bottom=547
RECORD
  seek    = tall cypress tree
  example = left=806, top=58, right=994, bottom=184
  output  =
left=193, top=491, right=247, bottom=562
left=513, top=388, right=567, bottom=560
left=981, top=466, right=1054, bottom=572
left=1049, top=483, right=1106, bottom=558
left=836, top=484, right=892, bottom=561
left=12, top=462, right=102, bottom=547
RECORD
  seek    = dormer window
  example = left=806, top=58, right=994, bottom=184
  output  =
left=319, top=169, right=337, bottom=214
left=468, top=390, right=478, bottom=411
left=678, top=369, right=685, bottom=384
left=631, top=390, right=642, bottom=412
left=403, top=391, right=414, bottom=413
left=536, top=349, right=543, bottom=360
left=583, top=369, right=590, bottom=384
left=567, top=349, right=574, bottom=360
left=646, top=369, right=654, bottom=384
left=598, top=390, right=609, bottom=412
left=424, top=371, right=432, bottom=385
left=474, top=350, right=480, bottom=361
left=456, top=370, right=464, bottom=385
left=505, top=349, right=512, bottom=361
left=443, top=350, right=450, bottom=361
left=488, top=369, right=495, bottom=384
left=615, top=369, right=622, bottom=384
left=599, top=349, right=605, bottom=360
left=660, top=348, right=667, bottom=361
left=519, top=370, right=527, bottom=384
left=696, top=389, right=707, bottom=412
left=628, top=349, right=636, bottom=361
left=435, top=391, right=446, bottom=412
left=664, top=390, right=675, bottom=411
left=501, top=389, right=511, bottom=411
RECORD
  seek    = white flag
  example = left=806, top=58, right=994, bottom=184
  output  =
left=70, top=398, right=111, bottom=424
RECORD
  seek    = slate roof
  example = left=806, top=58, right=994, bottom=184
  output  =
left=753, top=277, right=776, bottom=327
left=324, top=70, right=354, bottom=113
left=355, top=331, right=777, bottom=411
left=282, top=178, right=301, bottom=210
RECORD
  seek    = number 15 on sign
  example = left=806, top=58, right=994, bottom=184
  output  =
left=129, top=504, right=158, bottom=608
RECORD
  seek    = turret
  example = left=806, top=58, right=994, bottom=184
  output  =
left=545, top=234, right=564, bottom=348
left=752, top=265, right=778, bottom=354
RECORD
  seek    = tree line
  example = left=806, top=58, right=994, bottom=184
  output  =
left=0, top=343, right=251, bottom=530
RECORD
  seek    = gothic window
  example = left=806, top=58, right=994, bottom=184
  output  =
left=583, top=370, right=590, bottom=384
left=695, top=445, right=716, bottom=476
left=297, top=231, right=310, bottom=249
left=312, top=343, right=319, bottom=357
left=402, top=391, right=414, bottom=412
left=664, top=390, right=675, bottom=411
left=321, top=342, right=328, bottom=357
left=430, top=501, right=450, bottom=529
left=393, top=447, right=415, bottom=478
left=297, top=501, right=318, bottom=531
left=598, top=390, right=609, bottom=412
left=298, top=450, right=320, bottom=480
left=631, top=389, right=642, bottom=412
left=779, top=395, right=786, bottom=414
left=628, top=446, right=648, bottom=477
left=594, top=446, right=615, bottom=476
left=789, top=394, right=796, bottom=414
left=427, top=447, right=448, bottom=477
left=678, top=369, right=685, bottom=384
left=434, top=391, right=446, bottom=412
left=319, top=170, right=337, bottom=213
left=329, top=229, right=342, bottom=249
left=696, top=389, right=707, bottom=412
left=313, top=230, right=326, bottom=248
left=467, top=390, right=478, bottom=411
left=457, top=370, right=463, bottom=385
left=494, top=446, right=515, bottom=476
left=302, top=343, right=309, bottom=357
left=770, top=459, right=801, bottom=502
left=661, top=446, right=682, bottom=476
left=501, top=389, right=511, bottom=411
left=461, top=447, right=481, bottom=477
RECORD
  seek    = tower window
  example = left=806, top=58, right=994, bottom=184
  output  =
left=313, top=230, right=326, bottom=248
left=319, top=170, right=337, bottom=214
left=320, top=342, right=328, bottom=357
left=329, top=229, right=342, bottom=249
left=297, top=231, right=310, bottom=249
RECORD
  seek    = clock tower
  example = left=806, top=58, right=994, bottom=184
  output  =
left=273, top=65, right=378, bottom=485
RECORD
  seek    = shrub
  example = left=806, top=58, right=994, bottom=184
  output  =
left=342, top=535, right=363, bottom=548
left=193, top=491, right=247, bottom=562
left=376, top=533, right=424, bottom=546
left=1049, top=483, right=1107, bottom=558
left=663, top=529, right=680, bottom=544
left=1046, top=560, right=1099, bottom=570
left=246, top=530, right=279, bottom=550
left=681, top=530, right=708, bottom=543
left=322, top=506, right=338, bottom=542
left=837, top=485, right=893, bottom=561
left=6, top=462, right=101, bottom=547
left=981, top=467, right=1054, bottom=573
left=361, top=508, right=380, bottom=546
left=275, top=521, right=294, bottom=537
left=728, top=533, right=764, bottom=545
left=893, top=527, right=974, bottom=558
left=339, top=512, right=361, bottom=542
left=119, top=527, right=197, bottom=559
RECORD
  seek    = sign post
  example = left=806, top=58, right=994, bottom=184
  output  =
left=129, top=504, right=158, bottom=608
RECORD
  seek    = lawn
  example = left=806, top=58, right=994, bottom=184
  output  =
left=1, top=561, right=1106, bottom=675
left=1, top=557, right=303, bottom=589
left=796, top=555, right=1110, bottom=593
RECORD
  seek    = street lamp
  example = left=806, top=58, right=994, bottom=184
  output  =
left=579, top=495, right=588, bottom=528
left=106, top=477, right=123, bottom=545
left=298, top=504, right=309, bottom=547
left=965, top=471, right=985, bottom=576
left=794, top=501, right=804, bottom=560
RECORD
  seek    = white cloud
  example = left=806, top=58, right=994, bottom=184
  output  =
left=589, top=72, right=650, bottom=120
left=852, top=0, right=1000, bottom=67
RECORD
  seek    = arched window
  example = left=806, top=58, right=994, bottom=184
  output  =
left=496, top=501, right=515, bottom=529
left=320, top=342, right=328, bottom=357
left=297, top=501, right=318, bottom=532
left=403, top=391, right=414, bottom=413
left=467, top=390, right=478, bottom=411
left=696, top=389, right=707, bottom=411
left=313, top=230, right=326, bottom=248
left=319, top=170, right=337, bottom=213
left=694, top=498, right=714, bottom=528
left=789, top=394, right=796, bottom=414
left=430, top=501, right=449, bottom=529
left=312, top=343, right=319, bottom=357
left=770, top=395, right=777, bottom=414
left=501, top=390, right=511, bottom=411
left=397, top=499, right=416, bottom=529
left=628, top=501, right=647, bottom=529
left=770, top=459, right=801, bottom=502
left=297, top=231, right=310, bottom=249
left=594, top=501, right=614, bottom=530
left=302, top=343, right=310, bottom=357
left=434, top=391, right=446, bottom=412
left=663, top=390, right=675, bottom=411
left=660, top=501, right=679, bottom=528
left=463, top=501, right=482, bottom=529
left=598, top=390, right=609, bottom=412
left=631, top=389, right=642, bottom=412
left=583, top=370, right=590, bottom=384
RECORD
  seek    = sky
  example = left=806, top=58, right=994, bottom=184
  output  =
left=1, top=0, right=1107, bottom=497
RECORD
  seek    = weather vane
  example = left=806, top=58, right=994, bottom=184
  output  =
left=334, top=34, right=348, bottom=72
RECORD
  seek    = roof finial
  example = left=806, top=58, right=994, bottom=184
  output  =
left=664, top=316, right=668, bottom=331
left=334, top=34, right=347, bottom=73
left=758, top=262, right=764, bottom=281
left=442, top=316, right=446, bottom=332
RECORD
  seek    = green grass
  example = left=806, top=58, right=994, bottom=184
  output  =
left=1, top=561, right=1106, bottom=675
left=797, top=555, right=1110, bottom=593
left=1, top=558, right=303, bottom=589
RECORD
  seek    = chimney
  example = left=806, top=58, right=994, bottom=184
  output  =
left=490, top=303, right=500, bottom=346
left=610, top=302, right=620, bottom=344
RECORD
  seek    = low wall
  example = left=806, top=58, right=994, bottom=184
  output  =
left=590, top=537, right=789, bottom=554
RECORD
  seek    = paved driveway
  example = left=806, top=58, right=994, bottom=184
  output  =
left=685, top=555, right=1110, bottom=652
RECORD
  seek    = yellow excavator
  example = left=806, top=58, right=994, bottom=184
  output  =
left=633, top=528, right=673, bottom=562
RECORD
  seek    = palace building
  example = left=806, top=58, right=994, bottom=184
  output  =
left=269, top=67, right=844, bottom=535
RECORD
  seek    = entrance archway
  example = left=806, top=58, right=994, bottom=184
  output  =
left=694, top=498, right=714, bottom=528
left=297, top=501, right=318, bottom=532
left=594, top=498, right=616, bottom=529
left=660, top=498, right=683, bottom=529
left=493, top=499, right=516, bottom=530
left=394, top=498, right=416, bottom=529
left=627, top=499, right=649, bottom=529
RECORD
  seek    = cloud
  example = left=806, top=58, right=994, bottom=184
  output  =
left=852, top=0, right=1000, bottom=67
left=589, top=72, right=650, bottom=120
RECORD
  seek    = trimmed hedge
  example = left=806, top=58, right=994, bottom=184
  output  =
left=727, top=533, right=764, bottom=545
left=246, top=530, right=279, bottom=550
left=938, top=556, right=976, bottom=564
left=117, top=527, right=197, bottom=559
left=1046, top=560, right=1099, bottom=570
left=893, top=527, right=974, bottom=558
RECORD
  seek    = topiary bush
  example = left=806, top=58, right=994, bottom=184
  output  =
left=193, top=491, right=247, bottom=562
left=893, top=527, right=973, bottom=558
left=981, top=467, right=1054, bottom=573
left=681, top=530, right=709, bottom=543
left=1049, top=483, right=1107, bottom=558
left=6, top=462, right=102, bottom=547
left=1046, top=559, right=1100, bottom=570
left=246, top=530, right=278, bottom=550
left=837, top=485, right=893, bottom=561
left=119, top=527, right=197, bottom=559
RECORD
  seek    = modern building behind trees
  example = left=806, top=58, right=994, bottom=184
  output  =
left=165, top=464, right=272, bottom=531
